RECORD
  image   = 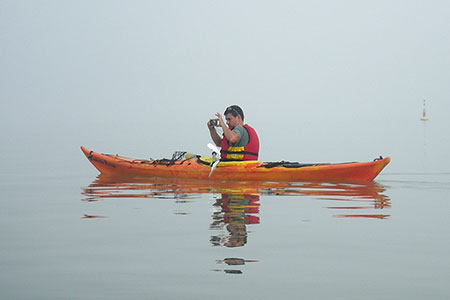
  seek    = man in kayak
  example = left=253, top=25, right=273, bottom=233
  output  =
left=207, top=105, right=260, bottom=161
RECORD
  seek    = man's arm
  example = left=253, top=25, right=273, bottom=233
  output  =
left=209, top=127, right=222, bottom=147
left=208, top=120, right=223, bottom=147
left=215, top=113, right=240, bottom=144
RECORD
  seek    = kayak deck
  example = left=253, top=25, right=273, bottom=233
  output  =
left=81, top=146, right=390, bottom=182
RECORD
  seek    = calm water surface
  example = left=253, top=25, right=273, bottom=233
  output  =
left=1, top=123, right=449, bottom=299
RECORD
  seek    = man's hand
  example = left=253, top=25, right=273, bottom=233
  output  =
left=207, top=119, right=217, bottom=130
left=215, top=113, right=226, bottom=128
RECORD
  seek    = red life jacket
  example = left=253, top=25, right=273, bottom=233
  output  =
left=220, top=124, right=259, bottom=161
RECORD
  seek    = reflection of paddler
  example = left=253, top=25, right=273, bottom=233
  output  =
left=220, top=193, right=260, bottom=224
left=216, top=258, right=259, bottom=265
left=210, top=193, right=260, bottom=247
left=212, top=257, right=259, bottom=275
left=225, top=223, right=247, bottom=247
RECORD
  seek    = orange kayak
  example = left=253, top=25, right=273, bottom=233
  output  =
left=81, top=146, right=390, bottom=182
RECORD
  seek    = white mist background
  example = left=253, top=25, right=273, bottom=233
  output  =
left=2, top=1, right=449, bottom=174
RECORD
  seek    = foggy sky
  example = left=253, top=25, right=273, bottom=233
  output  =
left=1, top=1, right=450, bottom=169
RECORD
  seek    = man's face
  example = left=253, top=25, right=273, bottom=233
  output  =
left=225, top=113, right=240, bottom=129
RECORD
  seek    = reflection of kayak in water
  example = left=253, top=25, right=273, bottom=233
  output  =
left=81, top=146, right=390, bottom=182
left=82, top=174, right=389, bottom=201
left=82, top=174, right=391, bottom=220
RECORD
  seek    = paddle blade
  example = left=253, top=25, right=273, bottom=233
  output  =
left=209, top=160, right=220, bottom=178
left=207, top=143, right=220, bottom=155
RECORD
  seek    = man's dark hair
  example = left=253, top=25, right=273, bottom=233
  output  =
left=224, top=105, right=244, bottom=121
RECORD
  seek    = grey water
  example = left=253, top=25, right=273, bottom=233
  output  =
left=0, top=120, right=449, bottom=300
